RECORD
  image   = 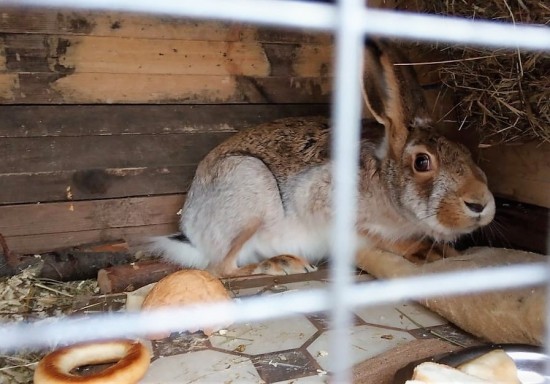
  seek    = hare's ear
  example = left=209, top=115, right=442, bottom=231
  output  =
left=362, top=39, right=431, bottom=159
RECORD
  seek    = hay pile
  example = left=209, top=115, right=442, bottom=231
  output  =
left=0, top=266, right=99, bottom=383
left=408, top=0, right=550, bottom=145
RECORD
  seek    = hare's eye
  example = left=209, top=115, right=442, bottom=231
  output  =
left=414, top=153, right=431, bottom=172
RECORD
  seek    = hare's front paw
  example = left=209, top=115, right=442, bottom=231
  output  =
left=253, top=255, right=318, bottom=276
left=374, top=237, right=458, bottom=264
left=403, top=241, right=459, bottom=264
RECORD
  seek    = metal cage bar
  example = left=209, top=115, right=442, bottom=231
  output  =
left=5, top=0, right=550, bottom=49
left=328, top=0, right=365, bottom=378
left=0, top=262, right=547, bottom=349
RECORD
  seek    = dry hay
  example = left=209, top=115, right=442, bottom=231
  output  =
left=0, top=266, right=99, bottom=383
left=406, top=0, right=550, bottom=145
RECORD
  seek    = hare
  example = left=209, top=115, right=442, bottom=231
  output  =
left=150, top=39, right=495, bottom=277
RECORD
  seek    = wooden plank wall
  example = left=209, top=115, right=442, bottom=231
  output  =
left=0, top=6, right=546, bottom=254
left=479, top=142, right=550, bottom=209
left=0, top=11, right=333, bottom=104
left=0, top=9, right=334, bottom=253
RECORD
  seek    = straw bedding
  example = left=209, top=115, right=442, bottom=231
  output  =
left=404, top=0, right=549, bottom=144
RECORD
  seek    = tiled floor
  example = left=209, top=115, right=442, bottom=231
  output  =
left=124, top=269, right=475, bottom=383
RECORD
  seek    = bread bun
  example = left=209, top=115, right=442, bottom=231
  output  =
left=141, top=269, right=232, bottom=339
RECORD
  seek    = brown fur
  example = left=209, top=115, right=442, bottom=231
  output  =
left=152, top=39, right=494, bottom=276
left=200, top=116, right=331, bottom=182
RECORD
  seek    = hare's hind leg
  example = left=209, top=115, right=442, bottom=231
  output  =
left=185, top=156, right=315, bottom=277
left=234, top=255, right=318, bottom=276
left=215, top=231, right=317, bottom=277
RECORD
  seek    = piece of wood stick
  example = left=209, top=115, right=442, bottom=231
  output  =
left=97, top=260, right=182, bottom=294
left=353, top=338, right=459, bottom=384
left=0, top=239, right=134, bottom=281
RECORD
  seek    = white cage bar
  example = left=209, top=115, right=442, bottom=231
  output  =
left=0, top=0, right=549, bottom=382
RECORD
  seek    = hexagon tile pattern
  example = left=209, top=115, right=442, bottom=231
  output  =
left=210, top=316, right=318, bottom=356
left=141, top=349, right=260, bottom=383
left=127, top=269, right=465, bottom=383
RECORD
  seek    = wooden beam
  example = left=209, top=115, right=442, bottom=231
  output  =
left=480, top=142, right=550, bottom=208
left=0, top=104, right=330, bottom=137
left=0, top=26, right=333, bottom=104
left=0, top=10, right=332, bottom=44
left=0, top=195, right=184, bottom=254
left=0, top=104, right=330, bottom=204
left=1, top=34, right=333, bottom=77
left=0, top=132, right=233, bottom=174
left=0, top=73, right=331, bottom=104
left=0, top=195, right=184, bottom=237
left=4, top=223, right=179, bottom=255
left=0, top=166, right=194, bottom=205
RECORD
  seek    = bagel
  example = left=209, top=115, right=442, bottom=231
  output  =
left=33, top=339, right=150, bottom=384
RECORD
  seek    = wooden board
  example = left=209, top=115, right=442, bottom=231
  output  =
left=0, top=10, right=334, bottom=104
left=480, top=142, right=550, bottom=208
left=0, top=194, right=184, bottom=253
left=0, top=133, right=232, bottom=173
left=4, top=223, right=179, bottom=255
left=1, top=34, right=332, bottom=77
left=0, top=104, right=330, bottom=204
left=0, top=10, right=332, bottom=44
left=0, top=73, right=332, bottom=104
left=0, top=44, right=442, bottom=105
left=0, top=194, right=183, bottom=237
left=0, top=11, right=448, bottom=105
left=0, top=104, right=329, bottom=137
left=0, top=166, right=194, bottom=205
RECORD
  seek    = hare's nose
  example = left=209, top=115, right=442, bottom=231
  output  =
left=464, top=201, right=485, bottom=214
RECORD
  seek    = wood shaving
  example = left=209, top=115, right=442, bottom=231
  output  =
left=0, top=265, right=99, bottom=383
